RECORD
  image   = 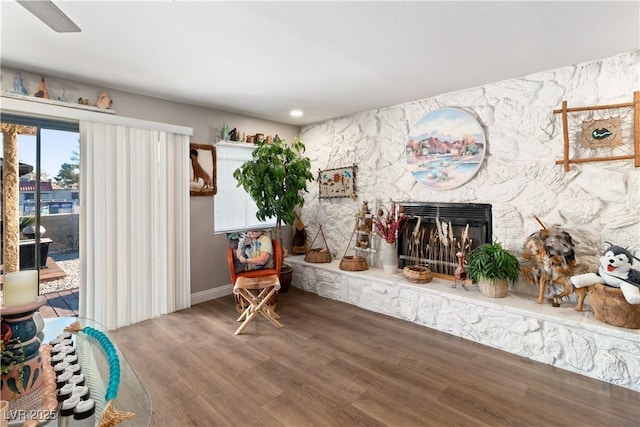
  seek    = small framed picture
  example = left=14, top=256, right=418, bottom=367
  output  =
left=318, top=164, right=357, bottom=199
left=189, top=143, right=216, bottom=196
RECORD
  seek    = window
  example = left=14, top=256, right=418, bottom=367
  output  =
left=214, top=142, right=276, bottom=233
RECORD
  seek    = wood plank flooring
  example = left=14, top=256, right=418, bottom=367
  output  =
left=109, top=287, right=640, bottom=427
left=39, top=288, right=79, bottom=318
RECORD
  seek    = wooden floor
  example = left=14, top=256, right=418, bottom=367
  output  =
left=109, top=287, right=640, bottom=427
left=39, top=288, right=79, bottom=318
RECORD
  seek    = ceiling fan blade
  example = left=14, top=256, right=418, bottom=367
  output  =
left=16, top=0, right=81, bottom=33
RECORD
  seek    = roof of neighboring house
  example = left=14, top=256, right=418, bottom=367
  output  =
left=0, top=158, right=34, bottom=176
left=19, top=180, right=53, bottom=192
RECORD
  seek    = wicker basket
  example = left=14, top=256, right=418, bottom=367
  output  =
left=339, top=255, right=369, bottom=271
left=305, top=225, right=333, bottom=263
left=589, top=283, right=640, bottom=329
left=339, top=224, right=369, bottom=271
left=478, top=278, right=508, bottom=298
left=403, top=265, right=433, bottom=283
left=305, top=248, right=332, bottom=263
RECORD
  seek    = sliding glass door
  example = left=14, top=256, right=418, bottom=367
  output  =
left=1, top=114, right=79, bottom=301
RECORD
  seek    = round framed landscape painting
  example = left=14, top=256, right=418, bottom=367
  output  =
left=406, top=108, right=486, bottom=190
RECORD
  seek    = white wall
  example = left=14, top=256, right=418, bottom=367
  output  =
left=299, top=51, right=640, bottom=297
left=1, top=67, right=300, bottom=295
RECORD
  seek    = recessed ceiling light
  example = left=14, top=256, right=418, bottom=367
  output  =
left=290, top=110, right=303, bottom=117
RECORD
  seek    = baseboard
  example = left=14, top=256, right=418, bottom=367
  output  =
left=191, top=284, right=233, bottom=305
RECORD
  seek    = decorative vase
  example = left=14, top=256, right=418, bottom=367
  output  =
left=0, top=297, right=47, bottom=399
left=380, top=241, right=398, bottom=274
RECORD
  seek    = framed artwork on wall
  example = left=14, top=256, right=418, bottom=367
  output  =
left=318, top=164, right=358, bottom=200
left=406, top=108, right=486, bottom=191
left=553, top=92, right=640, bottom=171
left=189, top=143, right=216, bottom=196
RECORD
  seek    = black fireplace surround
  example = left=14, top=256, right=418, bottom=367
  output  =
left=397, top=202, right=492, bottom=275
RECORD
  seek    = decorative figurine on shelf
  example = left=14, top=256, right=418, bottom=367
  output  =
left=221, top=123, right=229, bottom=140
left=34, top=76, right=50, bottom=99
left=291, top=216, right=308, bottom=255
left=571, top=243, right=640, bottom=304
left=95, top=90, right=113, bottom=109
left=78, top=98, right=91, bottom=105
left=56, top=89, right=68, bottom=102
left=521, top=216, right=578, bottom=307
left=13, top=72, right=27, bottom=95
left=229, top=127, right=238, bottom=141
left=358, top=201, right=369, bottom=217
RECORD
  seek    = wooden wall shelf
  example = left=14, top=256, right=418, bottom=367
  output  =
left=2, top=92, right=115, bottom=115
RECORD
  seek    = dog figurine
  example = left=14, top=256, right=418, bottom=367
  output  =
left=522, top=218, right=578, bottom=307
left=571, top=243, right=640, bottom=305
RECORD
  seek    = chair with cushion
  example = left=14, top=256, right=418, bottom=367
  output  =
left=227, top=238, right=283, bottom=335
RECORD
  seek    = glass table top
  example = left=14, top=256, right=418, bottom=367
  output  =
left=35, top=317, right=152, bottom=427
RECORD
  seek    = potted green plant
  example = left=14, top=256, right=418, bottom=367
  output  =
left=466, top=241, right=520, bottom=298
left=233, top=137, right=314, bottom=292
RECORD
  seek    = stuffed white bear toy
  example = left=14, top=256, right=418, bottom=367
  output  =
left=571, top=243, right=640, bottom=304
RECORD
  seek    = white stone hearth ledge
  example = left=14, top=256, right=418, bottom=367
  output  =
left=286, top=256, right=640, bottom=392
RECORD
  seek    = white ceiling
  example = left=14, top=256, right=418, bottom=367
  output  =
left=1, top=1, right=639, bottom=126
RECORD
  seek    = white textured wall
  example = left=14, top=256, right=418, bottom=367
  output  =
left=299, top=51, right=640, bottom=296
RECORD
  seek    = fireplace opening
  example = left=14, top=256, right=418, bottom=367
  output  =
left=397, top=202, right=492, bottom=279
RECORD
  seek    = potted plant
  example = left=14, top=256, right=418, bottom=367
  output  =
left=466, top=241, right=520, bottom=298
left=233, top=137, right=314, bottom=292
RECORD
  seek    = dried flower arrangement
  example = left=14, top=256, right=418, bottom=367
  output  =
left=372, top=202, right=408, bottom=244
left=405, top=217, right=473, bottom=277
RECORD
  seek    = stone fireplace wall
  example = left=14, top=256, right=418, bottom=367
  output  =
left=299, top=51, right=640, bottom=297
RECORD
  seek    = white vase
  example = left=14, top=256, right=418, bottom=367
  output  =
left=380, top=241, right=398, bottom=274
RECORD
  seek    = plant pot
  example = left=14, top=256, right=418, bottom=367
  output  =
left=478, top=278, right=508, bottom=298
left=21, top=225, right=46, bottom=239
left=279, top=264, right=293, bottom=293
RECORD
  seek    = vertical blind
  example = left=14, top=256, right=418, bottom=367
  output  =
left=80, top=121, right=191, bottom=329
left=214, top=142, right=276, bottom=233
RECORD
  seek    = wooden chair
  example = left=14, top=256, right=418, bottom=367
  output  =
left=227, top=239, right=283, bottom=335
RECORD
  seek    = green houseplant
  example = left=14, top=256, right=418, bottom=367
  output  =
left=233, top=137, right=314, bottom=291
left=466, top=242, right=520, bottom=298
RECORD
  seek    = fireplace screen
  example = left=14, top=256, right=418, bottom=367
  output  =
left=397, top=202, right=492, bottom=278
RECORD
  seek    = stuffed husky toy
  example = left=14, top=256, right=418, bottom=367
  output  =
left=571, top=242, right=640, bottom=304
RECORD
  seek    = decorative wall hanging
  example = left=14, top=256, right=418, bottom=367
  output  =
left=554, top=91, right=640, bottom=171
left=406, top=108, right=486, bottom=190
left=318, top=164, right=357, bottom=200
left=189, top=143, right=216, bottom=196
